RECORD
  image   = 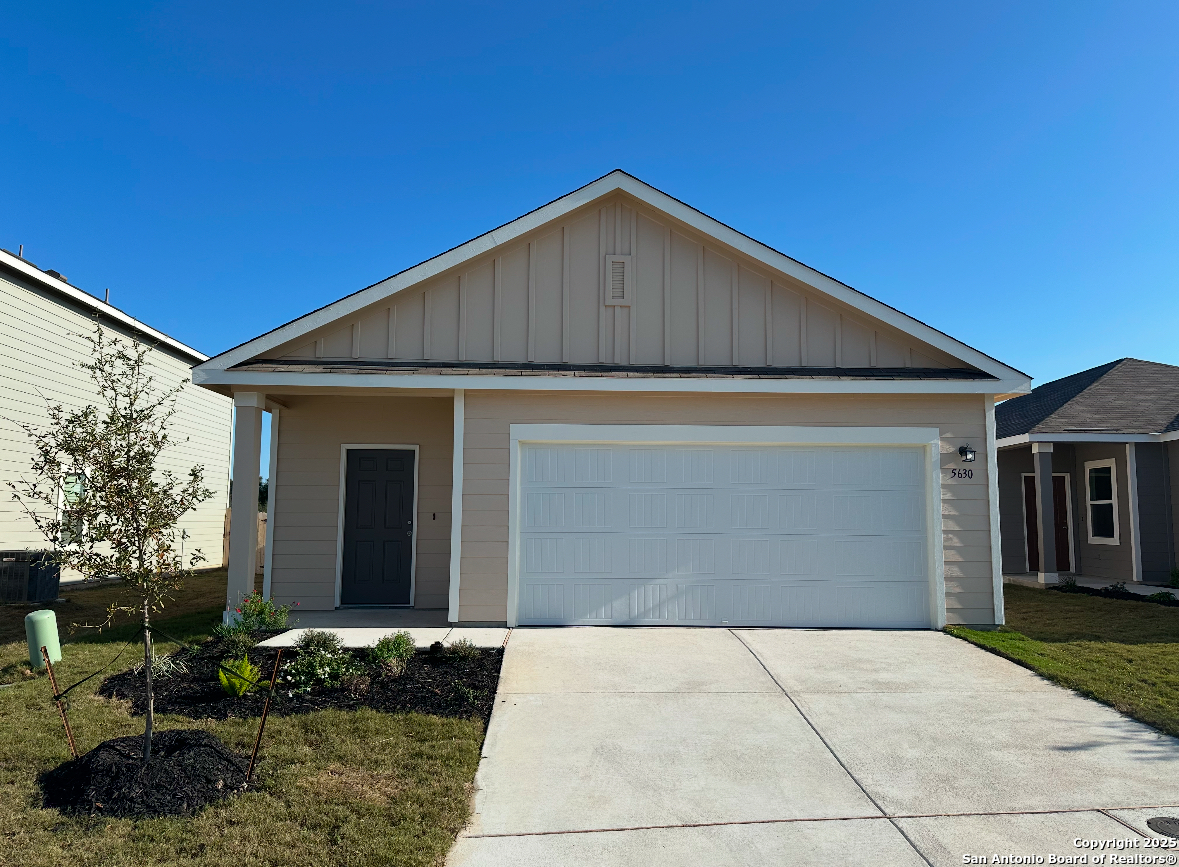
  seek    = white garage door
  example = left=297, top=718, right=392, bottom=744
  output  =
left=515, top=442, right=933, bottom=628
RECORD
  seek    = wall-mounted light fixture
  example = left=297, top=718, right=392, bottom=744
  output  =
left=958, top=445, right=977, bottom=463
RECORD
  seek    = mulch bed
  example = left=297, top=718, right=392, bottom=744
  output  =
left=1050, top=582, right=1179, bottom=607
left=40, top=729, right=247, bottom=818
left=97, top=638, right=504, bottom=724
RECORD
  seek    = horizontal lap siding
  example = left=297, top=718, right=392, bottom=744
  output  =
left=268, top=395, right=452, bottom=610
left=459, top=390, right=994, bottom=625
left=0, top=274, right=231, bottom=566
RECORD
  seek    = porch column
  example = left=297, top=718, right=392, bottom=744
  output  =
left=1032, top=442, right=1057, bottom=584
left=227, top=392, right=264, bottom=616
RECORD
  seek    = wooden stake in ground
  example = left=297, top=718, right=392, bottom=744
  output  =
left=41, top=646, right=78, bottom=759
left=142, top=600, right=154, bottom=762
left=247, top=648, right=283, bottom=784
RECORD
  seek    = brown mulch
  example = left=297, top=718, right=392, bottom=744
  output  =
left=97, top=638, right=503, bottom=724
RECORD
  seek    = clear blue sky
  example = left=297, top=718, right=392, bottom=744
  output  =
left=3, top=2, right=1177, bottom=389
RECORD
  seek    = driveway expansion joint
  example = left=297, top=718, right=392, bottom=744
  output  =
left=728, top=629, right=936, bottom=867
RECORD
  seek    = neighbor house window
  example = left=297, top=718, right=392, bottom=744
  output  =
left=1084, top=459, right=1119, bottom=545
left=59, top=472, right=86, bottom=545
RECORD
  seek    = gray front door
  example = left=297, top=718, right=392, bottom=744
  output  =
left=341, top=448, right=415, bottom=606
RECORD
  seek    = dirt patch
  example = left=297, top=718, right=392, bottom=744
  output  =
left=98, top=640, right=504, bottom=725
left=39, top=729, right=247, bottom=818
left=298, top=764, right=405, bottom=805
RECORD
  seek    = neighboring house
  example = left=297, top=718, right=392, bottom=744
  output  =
left=0, top=249, right=233, bottom=571
left=194, top=170, right=1030, bottom=629
left=995, top=359, right=1179, bottom=586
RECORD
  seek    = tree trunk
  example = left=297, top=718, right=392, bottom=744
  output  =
left=142, top=599, right=154, bottom=763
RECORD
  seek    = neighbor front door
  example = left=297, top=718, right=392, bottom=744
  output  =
left=1023, top=474, right=1072, bottom=573
left=341, top=448, right=415, bottom=605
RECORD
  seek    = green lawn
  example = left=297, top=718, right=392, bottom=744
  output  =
left=949, top=583, right=1179, bottom=738
left=0, top=578, right=483, bottom=867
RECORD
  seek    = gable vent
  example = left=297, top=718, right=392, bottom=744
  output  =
left=603, top=255, right=632, bottom=306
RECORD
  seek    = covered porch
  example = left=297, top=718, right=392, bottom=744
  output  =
left=224, top=388, right=467, bottom=621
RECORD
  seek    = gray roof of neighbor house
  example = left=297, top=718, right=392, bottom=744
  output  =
left=996, top=359, right=1179, bottom=439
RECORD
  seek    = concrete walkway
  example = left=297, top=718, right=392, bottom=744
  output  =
left=448, top=628, right=1179, bottom=866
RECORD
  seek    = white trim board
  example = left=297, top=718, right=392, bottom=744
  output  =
left=194, top=171, right=1028, bottom=388
left=194, top=367, right=1016, bottom=396
left=984, top=396, right=1004, bottom=625
left=505, top=423, right=947, bottom=630
left=448, top=390, right=465, bottom=623
left=334, top=444, right=421, bottom=609
left=998, top=431, right=1179, bottom=448
left=261, top=405, right=280, bottom=599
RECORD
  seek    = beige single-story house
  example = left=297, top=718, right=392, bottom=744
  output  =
left=194, top=171, right=1030, bottom=628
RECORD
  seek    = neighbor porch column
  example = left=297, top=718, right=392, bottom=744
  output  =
left=1032, top=442, right=1057, bottom=584
left=227, top=392, right=265, bottom=617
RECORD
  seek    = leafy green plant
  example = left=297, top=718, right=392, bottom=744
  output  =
left=1057, top=575, right=1078, bottom=589
left=6, top=325, right=213, bottom=760
left=447, top=638, right=480, bottom=660
left=282, top=630, right=363, bottom=695
left=370, top=631, right=415, bottom=667
left=234, top=591, right=296, bottom=631
left=1148, top=591, right=1177, bottom=603
left=295, top=629, right=344, bottom=655
left=218, top=655, right=260, bottom=697
left=1106, top=582, right=1128, bottom=594
left=212, top=622, right=257, bottom=658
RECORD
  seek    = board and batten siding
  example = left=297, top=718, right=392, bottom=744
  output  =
left=267, top=395, right=453, bottom=610
left=0, top=270, right=231, bottom=567
left=458, top=391, right=995, bottom=625
left=271, top=195, right=968, bottom=373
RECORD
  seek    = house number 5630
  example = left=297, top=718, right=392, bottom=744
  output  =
left=949, top=468, right=973, bottom=479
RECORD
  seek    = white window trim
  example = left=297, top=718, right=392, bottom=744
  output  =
left=334, top=444, right=421, bottom=608
left=505, top=424, right=946, bottom=629
left=1083, top=458, right=1120, bottom=546
left=1019, top=472, right=1075, bottom=573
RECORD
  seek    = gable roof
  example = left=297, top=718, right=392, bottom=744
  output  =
left=194, top=171, right=1027, bottom=393
left=996, top=358, right=1179, bottom=439
left=0, top=248, right=208, bottom=364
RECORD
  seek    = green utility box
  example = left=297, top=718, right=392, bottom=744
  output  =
left=25, top=609, right=61, bottom=670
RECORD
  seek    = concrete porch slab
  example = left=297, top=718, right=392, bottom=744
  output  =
left=287, top=608, right=450, bottom=627
left=258, top=627, right=451, bottom=648
left=446, top=628, right=510, bottom=648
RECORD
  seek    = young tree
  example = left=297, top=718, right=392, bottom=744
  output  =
left=8, top=324, right=213, bottom=761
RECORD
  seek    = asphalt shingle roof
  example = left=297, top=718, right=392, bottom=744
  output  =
left=996, top=358, right=1179, bottom=439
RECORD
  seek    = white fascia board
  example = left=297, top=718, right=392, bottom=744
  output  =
left=193, top=367, right=1017, bottom=396
left=510, top=423, right=941, bottom=446
left=0, top=249, right=208, bottom=363
left=195, top=171, right=1029, bottom=388
left=997, top=432, right=1165, bottom=449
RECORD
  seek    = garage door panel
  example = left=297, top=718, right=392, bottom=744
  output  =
left=517, top=442, right=934, bottom=628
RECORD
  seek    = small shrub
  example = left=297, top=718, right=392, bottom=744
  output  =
left=235, top=592, right=296, bottom=631
left=370, top=631, right=415, bottom=667
left=341, top=673, right=371, bottom=696
left=1148, top=591, right=1177, bottom=603
left=377, top=658, right=405, bottom=678
left=211, top=622, right=256, bottom=658
left=1056, top=575, right=1078, bottom=589
left=295, top=629, right=344, bottom=655
left=1170, top=567, right=1179, bottom=589
left=218, top=655, right=260, bottom=697
left=1105, top=582, right=1128, bottom=594
left=282, top=630, right=363, bottom=695
left=447, top=638, right=480, bottom=660
left=451, top=681, right=482, bottom=706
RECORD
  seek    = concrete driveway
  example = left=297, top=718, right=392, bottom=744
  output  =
left=448, top=628, right=1179, bottom=866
